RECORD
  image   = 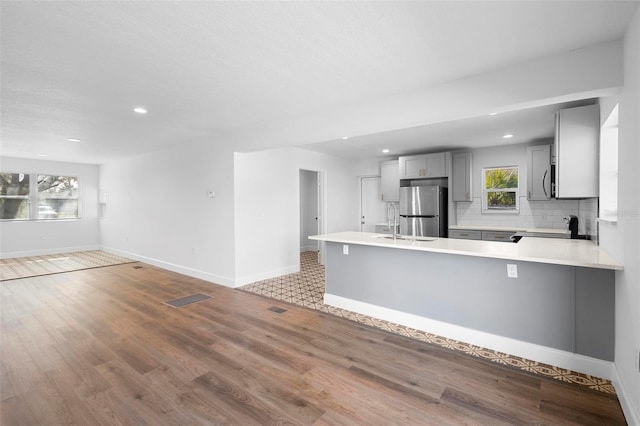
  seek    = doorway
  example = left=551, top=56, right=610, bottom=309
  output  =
left=299, top=169, right=325, bottom=265
left=360, top=176, right=387, bottom=232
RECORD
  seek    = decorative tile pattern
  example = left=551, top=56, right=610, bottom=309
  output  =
left=0, top=250, right=135, bottom=281
left=241, top=251, right=616, bottom=395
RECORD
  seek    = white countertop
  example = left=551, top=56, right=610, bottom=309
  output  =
left=449, top=225, right=570, bottom=235
left=309, top=231, right=622, bottom=270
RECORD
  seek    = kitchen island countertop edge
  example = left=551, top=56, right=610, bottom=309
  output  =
left=309, top=231, right=622, bottom=271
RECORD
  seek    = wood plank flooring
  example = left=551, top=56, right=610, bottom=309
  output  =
left=0, top=262, right=627, bottom=425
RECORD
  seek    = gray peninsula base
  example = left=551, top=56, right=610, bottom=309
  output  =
left=324, top=242, right=614, bottom=361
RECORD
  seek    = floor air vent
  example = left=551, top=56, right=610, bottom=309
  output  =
left=165, top=293, right=212, bottom=308
left=268, top=306, right=287, bottom=314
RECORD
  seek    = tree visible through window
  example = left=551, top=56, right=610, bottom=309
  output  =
left=483, top=167, right=519, bottom=213
left=0, top=172, right=79, bottom=220
left=0, top=173, right=31, bottom=219
left=38, top=175, right=79, bottom=219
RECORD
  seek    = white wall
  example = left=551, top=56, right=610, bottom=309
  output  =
left=99, top=139, right=237, bottom=286
left=234, top=147, right=375, bottom=286
left=300, top=170, right=319, bottom=252
left=0, top=157, right=100, bottom=257
left=227, top=41, right=623, bottom=154
left=600, top=7, right=640, bottom=424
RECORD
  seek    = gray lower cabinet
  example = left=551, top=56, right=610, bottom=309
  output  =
left=449, top=228, right=514, bottom=242
left=449, top=229, right=482, bottom=240
left=481, top=231, right=513, bottom=242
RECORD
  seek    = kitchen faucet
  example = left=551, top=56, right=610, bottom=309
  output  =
left=388, top=202, right=398, bottom=240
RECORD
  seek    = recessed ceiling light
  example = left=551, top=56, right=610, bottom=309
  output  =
left=133, top=107, right=148, bottom=114
left=67, top=138, right=81, bottom=142
left=341, top=136, right=349, bottom=140
left=489, top=112, right=498, bottom=116
left=503, top=134, right=514, bottom=139
left=37, top=154, right=48, bottom=157
left=382, top=149, right=390, bottom=153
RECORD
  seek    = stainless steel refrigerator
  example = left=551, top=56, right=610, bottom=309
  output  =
left=399, top=186, right=447, bottom=237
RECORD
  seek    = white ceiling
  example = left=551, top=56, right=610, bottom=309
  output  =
left=301, top=99, right=597, bottom=158
left=1, top=1, right=638, bottom=164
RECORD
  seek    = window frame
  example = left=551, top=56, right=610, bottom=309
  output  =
left=36, top=174, right=81, bottom=220
left=0, top=172, right=81, bottom=221
left=482, top=166, right=520, bottom=214
left=0, top=172, right=32, bottom=221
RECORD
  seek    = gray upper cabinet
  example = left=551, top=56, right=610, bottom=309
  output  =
left=527, top=145, right=551, bottom=200
left=554, top=104, right=599, bottom=198
left=399, top=153, right=447, bottom=179
left=381, top=160, right=399, bottom=202
left=452, top=152, right=472, bottom=202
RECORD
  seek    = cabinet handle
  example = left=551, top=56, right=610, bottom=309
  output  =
left=459, top=233, right=469, bottom=236
left=542, top=170, right=548, bottom=198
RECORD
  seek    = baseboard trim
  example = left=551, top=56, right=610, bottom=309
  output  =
left=324, top=293, right=614, bottom=380
left=1, top=245, right=101, bottom=259
left=234, top=264, right=300, bottom=287
left=100, top=246, right=236, bottom=288
left=612, top=366, right=640, bottom=425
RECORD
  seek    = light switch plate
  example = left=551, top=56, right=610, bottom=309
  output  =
left=507, top=264, right=518, bottom=278
left=343, top=244, right=349, bottom=255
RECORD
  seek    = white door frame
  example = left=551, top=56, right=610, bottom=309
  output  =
left=299, top=168, right=327, bottom=265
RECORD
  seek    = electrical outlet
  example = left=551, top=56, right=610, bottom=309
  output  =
left=507, top=264, right=518, bottom=278
left=343, top=244, right=349, bottom=255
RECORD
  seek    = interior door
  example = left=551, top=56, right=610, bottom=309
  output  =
left=360, top=177, right=386, bottom=232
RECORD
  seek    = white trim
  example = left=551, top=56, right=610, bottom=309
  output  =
left=0, top=245, right=101, bottom=259
left=297, top=166, right=327, bottom=266
left=324, top=293, right=614, bottom=380
left=234, top=264, right=299, bottom=287
left=612, top=366, right=640, bottom=426
left=100, top=246, right=237, bottom=288
left=597, top=217, right=618, bottom=224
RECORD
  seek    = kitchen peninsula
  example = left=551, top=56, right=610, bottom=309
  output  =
left=309, top=231, right=622, bottom=377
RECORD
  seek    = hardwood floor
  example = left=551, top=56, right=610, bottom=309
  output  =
left=0, top=262, right=627, bottom=425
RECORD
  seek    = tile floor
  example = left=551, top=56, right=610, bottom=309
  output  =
left=241, top=250, right=616, bottom=395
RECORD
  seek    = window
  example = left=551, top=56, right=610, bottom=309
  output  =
left=0, top=173, right=31, bottom=220
left=0, top=172, right=79, bottom=220
left=482, top=166, right=519, bottom=213
left=38, top=175, right=79, bottom=219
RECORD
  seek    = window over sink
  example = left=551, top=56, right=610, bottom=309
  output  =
left=482, top=166, right=519, bottom=214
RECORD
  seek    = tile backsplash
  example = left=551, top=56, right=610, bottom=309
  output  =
left=455, top=197, right=598, bottom=236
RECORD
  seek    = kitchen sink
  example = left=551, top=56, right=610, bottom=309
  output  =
left=373, top=235, right=437, bottom=242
